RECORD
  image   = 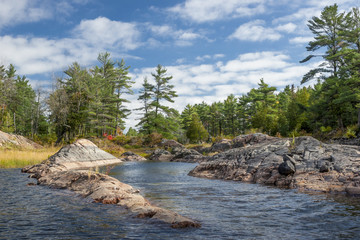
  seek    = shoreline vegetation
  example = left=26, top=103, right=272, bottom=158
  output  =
left=2, top=4, right=360, bottom=168
left=0, top=147, right=60, bottom=168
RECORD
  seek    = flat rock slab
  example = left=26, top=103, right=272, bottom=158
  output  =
left=22, top=139, right=123, bottom=176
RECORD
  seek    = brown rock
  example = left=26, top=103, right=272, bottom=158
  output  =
left=37, top=170, right=200, bottom=228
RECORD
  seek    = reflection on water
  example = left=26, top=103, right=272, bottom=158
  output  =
left=1, top=162, right=360, bottom=239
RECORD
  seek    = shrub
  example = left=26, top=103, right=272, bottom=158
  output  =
left=112, top=135, right=131, bottom=145
left=144, top=132, right=163, bottom=146
left=344, top=125, right=358, bottom=138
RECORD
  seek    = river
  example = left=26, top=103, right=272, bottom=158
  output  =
left=1, top=162, right=360, bottom=239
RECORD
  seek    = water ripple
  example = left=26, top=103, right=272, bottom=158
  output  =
left=1, top=163, right=360, bottom=239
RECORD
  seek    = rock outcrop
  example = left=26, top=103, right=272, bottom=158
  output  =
left=120, top=151, right=147, bottom=162
left=22, top=139, right=122, bottom=176
left=189, top=134, right=360, bottom=196
left=37, top=170, right=200, bottom=228
left=22, top=139, right=200, bottom=228
left=0, top=130, right=42, bottom=149
left=149, top=146, right=207, bottom=163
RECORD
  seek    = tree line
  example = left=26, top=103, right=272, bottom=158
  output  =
left=0, top=4, right=359, bottom=144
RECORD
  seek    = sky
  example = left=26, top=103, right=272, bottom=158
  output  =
left=0, top=0, right=359, bottom=130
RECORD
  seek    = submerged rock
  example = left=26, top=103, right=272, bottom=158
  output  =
left=22, top=139, right=200, bottom=228
left=189, top=134, right=360, bottom=196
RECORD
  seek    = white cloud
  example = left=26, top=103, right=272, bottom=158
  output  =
left=73, top=17, right=141, bottom=50
left=146, top=23, right=204, bottom=46
left=0, top=17, right=142, bottom=75
left=124, top=50, right=315, bottom=129
left=168, top=0, right=266, bottom=23
left=229, top=20, right=282, bottom=41
left=0, top=0, right=51, bottom=29
left=276, top=23, right=297, bottom=33
left=289, top=36, right=314, bottom=44
left=221, top=52, right=290, bottom=72
left=196, top=54, right=225, bottom=62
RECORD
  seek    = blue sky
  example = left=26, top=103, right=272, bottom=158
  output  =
left=0, top=0, right=358, bottom=129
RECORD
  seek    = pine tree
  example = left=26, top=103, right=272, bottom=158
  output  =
left=186, top=112, right=209, bottom=143
left=137, top=77, right=155, bottom=134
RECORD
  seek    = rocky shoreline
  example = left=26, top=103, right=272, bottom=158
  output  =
left=188, top=134, right=360, bottom=196
left=22, top=139, right=200, bottom=228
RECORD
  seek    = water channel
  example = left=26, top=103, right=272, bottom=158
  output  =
left=1, top=162, right=360, bottom=239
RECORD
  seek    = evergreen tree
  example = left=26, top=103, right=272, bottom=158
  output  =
left=137, top=64, right=179, bottom=138
left=137, top=77, right=154, bottom=134
left=300, top=4, right=345, bottom=83
left=186, top=112, right=209, bottom=143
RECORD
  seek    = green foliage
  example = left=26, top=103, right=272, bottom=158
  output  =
left=344, top=125, right=358, bottom=138
left=137, top=65, right=179, bottom=139
left=48, top=52, right=133, bottom=143
left=186, top=112, right=209, bottom=143
left=112, top=135, right=131, bottom=145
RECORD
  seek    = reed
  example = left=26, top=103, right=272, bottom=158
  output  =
left=0, top=147, right=60, bottom=169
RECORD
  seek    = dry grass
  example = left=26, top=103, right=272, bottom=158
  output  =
left=0, top=147, right=60, bottom=169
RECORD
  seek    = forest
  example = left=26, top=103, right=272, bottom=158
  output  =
left=0, top=4, right=360, bottom=145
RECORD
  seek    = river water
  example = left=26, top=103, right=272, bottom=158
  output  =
left=1, top=162, right=360, bottom=239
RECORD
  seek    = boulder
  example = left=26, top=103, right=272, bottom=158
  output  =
left=149, top=149, right=174, bottom=161
left=121, top=151, right=147, bottom=162
left=170, top=147, right=208, bottom=163
left=189, top=134, right=360, bottom=196
left=210, top=139, right=232, bottom=152
left=278, top=155, right=296, bottom=176
left=232, top=133, right=276, bottom=148
left=160, top=139, right=185, bottom=149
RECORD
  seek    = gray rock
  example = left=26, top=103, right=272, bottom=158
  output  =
left=278, top=160, right=295, bottom=176
left=210, top=139, right=232, bottom=152
left=189, top=133, right=360, bottom=196
left=22, top=139, right=122, bottom=176
left=149, top=149, right=174, bottom=161
left=22, top=139, right=200, bottom=228
left=160, top=139, right=185, bottom=149
left=121, top=151, right=147, bottom=162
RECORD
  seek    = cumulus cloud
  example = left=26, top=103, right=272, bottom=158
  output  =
left=125, top=50, right=314, bottom=129
left=73, top=17, right=141, bottom=50
left=276, top=23, right=297, bottom=33
left=0, top=0, right=51, bottom=29
left=229, top=20, right=282, bottom=41
left=168, top=0, right=266, bottom=23
left=0, top=17, right=142, bottom=75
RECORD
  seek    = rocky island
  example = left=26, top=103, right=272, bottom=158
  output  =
left=189, top=133, right=360, bottom=196
left=22, top=139, right=200, bottom=228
